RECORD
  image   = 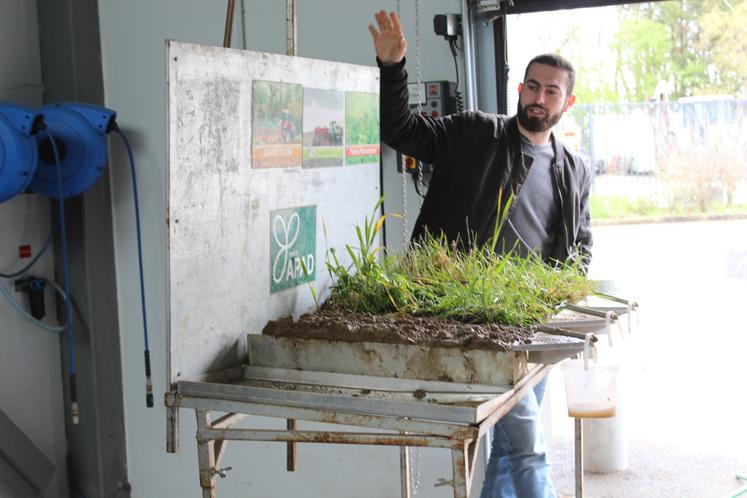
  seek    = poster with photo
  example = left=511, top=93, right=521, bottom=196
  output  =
left=252, top=80, right=303, bottom=168
left=345, top=92, right=380, bottom=165
left=302, top=88, right=344, bottom=168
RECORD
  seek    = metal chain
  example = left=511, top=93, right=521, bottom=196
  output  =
left=414, top=0, right=424, bottom=209
left=395, top=1, right=426, bottom=247
left=397, top=8, right=426, bottom=489
left=396, top=0, right=409, bottom=250
left=398, top=4, right=423, bottom=486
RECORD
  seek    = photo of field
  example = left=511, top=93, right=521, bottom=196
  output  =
left=302, top=87, right=344, bottom=168
left=345, top=91, right=380, bottom=165
left=252, top=80, right=303, bottom=168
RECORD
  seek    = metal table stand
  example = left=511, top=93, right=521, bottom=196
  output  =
left=166, top=363, right=553, bottom=498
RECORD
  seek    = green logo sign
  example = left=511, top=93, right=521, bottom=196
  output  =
left=270, top=205, right=317, bottom=293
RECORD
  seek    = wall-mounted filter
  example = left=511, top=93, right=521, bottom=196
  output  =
left=0, top=103, right=43, bottom=203
left=31, top=103, right=117, bottom=199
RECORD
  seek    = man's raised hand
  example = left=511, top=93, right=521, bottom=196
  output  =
left=368, top=10, right=407, bottom=64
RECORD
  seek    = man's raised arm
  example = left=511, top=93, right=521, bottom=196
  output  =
left=369, top=11, right=457, bottom=164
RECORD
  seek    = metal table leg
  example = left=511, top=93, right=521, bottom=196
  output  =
left=452, top=443, right=469, bottom=498
left=287, top=419, right=297, bottom=471
left=165, top=392, right=180, bottom=453
left=452, top=439, right=479, bottom=498
left=196, top=410, right=217, bottom=498
left=575, top=418, right=584, bottom=498
left=400, top=444, right=411, bottom=498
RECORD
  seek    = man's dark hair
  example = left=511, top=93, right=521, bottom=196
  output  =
left=523, top=53, right=575, bottom=96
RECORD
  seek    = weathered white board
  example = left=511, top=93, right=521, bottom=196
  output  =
left=166, top=41, right=380, bottom=385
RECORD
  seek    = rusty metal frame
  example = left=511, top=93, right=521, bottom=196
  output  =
left=222, top=0, right=237, bottom=48
left=286, top=0, right=297, bottom=56
left=166, top=364, right=552, bottom=498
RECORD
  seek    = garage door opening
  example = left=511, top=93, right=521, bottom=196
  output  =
left=499, top=3, right=747, bottom=497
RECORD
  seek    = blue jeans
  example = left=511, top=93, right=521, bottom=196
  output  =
left=479, top=377, right=556, bottom=498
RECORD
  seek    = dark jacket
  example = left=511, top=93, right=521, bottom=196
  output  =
left=379, top=58, right=593, bottom=270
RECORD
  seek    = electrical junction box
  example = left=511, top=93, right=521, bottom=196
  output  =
left=407, top=82, right=425, bottom=107
left=398, top=81, right=457, bottom=175
left=475, top=0, right=503, bottom=15
left=396, top=152, right=433, bottom=175
left=409, top=80, right=457, bottom=118
left=402, top=154, right=418, bottom=172
left=433, top=14, right=462, bottom=39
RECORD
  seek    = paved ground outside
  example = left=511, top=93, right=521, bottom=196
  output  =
left=549, top=219, right=747, bottom=498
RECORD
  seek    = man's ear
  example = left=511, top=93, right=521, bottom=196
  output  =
left=564, top=94, right=576, bottom=111
left=518, top=82, right=523, bottom=95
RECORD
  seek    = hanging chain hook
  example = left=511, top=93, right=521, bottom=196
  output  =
left=414, top=0, right=426, bottom=207
left=396, top=0, right=409, bottom=250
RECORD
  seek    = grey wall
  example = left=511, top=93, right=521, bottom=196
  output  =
left=475, top=17, right=498, bottom=114
left=0, top=0, right=523, bottom=496
left=0, top=1, right=67, bottom=497
left=0, top=1, right=506, bottom=496
left=95, top=1, right=486, bottom=497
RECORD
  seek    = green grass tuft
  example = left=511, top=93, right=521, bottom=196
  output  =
left=324, top=196, right=594, bottom=327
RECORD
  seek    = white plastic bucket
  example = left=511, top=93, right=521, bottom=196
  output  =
left=583, top=401, right=628, bottom=473
left=561, top=359, right=619, bottom=419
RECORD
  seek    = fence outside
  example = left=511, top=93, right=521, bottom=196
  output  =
left=557, top=97, right=747, bottom=211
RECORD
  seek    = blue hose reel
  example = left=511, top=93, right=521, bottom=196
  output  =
left=1, top=100, right=154, bottom=413
left=33, top=103, right=117, bottom=198
left=0, top=102, right=116, bottom=202
left=1, top=101, right=118, bottom=419
left=0, top=103, right=43, bottom=202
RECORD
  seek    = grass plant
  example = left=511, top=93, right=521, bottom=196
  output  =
left=324, top=196, right=594, bottom=327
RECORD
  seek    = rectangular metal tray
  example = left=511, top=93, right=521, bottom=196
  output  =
left=247, top=335, right=528, bottom=386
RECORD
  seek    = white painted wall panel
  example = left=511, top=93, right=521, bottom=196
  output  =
left=167, top=42, right=380, bottom=384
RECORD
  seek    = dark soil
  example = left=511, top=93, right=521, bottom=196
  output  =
left=262, top=306, right=536, bottom=352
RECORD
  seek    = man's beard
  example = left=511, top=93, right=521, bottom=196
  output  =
left=517, top=101, right=563, bottom=132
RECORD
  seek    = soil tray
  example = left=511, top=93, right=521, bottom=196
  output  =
left=251, top=309, right=586, bottom=386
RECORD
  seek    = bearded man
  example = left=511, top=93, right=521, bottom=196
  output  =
left=370, top=10, right=592, bottom=498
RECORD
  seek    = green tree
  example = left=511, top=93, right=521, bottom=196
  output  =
left=618, top=1, right=722, bottom=99
left=574, top=67, right=622, bottom=105
left=611, top=15, right=672, bottom=102
left=699, top=1, right=747, bottom=95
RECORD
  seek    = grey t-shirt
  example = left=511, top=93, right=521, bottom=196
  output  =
left=498, top=137, right=561, bottom=259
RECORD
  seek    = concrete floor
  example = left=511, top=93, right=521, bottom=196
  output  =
left=546, top=219, right=747, bottom=498
left=552, top=439, right=747, bottom=498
